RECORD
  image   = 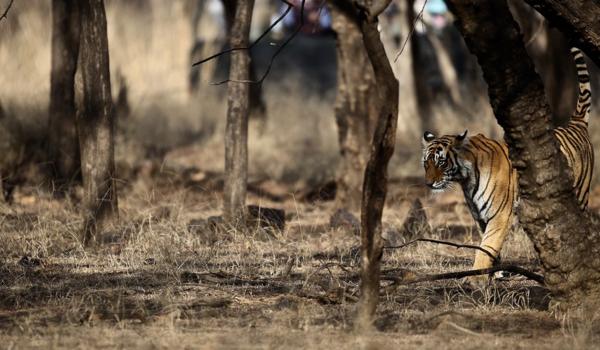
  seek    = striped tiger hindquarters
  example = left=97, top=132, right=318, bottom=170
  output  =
left=553, top=47, right=594, bottom=210
left=421, top=47, right=593, bottom=277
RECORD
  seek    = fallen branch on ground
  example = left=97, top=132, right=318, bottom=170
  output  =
left=382, top=263, right=545, bottom=285
left=181, top=269, right=356, bottom=305
left=384, top=237, right=499, bottom=264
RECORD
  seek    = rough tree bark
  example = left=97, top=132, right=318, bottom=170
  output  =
left=79, top=0, right=118, bottom=246
left=223, top=0, right=254, bottom=224
left=340, top=0, right=399, bottom=330
left=329, top=1, right=378, bottom=213
left=445, top=0, right=600, bottom=309
left=523, top=0, right=600, bottom=69
left=48, top=0, right=81, bottom=194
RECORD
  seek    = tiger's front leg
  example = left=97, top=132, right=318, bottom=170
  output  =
left=466, top=207, right=513, bottom=287
left=472, top=212, right=512, bottom=270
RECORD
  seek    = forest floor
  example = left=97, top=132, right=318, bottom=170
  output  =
left=1, top=167, right=599, bottom=350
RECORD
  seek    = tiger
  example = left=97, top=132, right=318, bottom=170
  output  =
left=421, top=47, right=593, bottom=275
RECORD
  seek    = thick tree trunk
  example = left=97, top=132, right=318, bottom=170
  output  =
left=223, top=0, right=253, bottom=224
left=329, top=2, right=378, bottom=213
left=445, top=0, right=600, bottom=309
left=347, top=0, right=399, bottom=330
left=79, top=0, right=118, bottom=246
left=48, top=0, right=81, bottom=194
left=523, top=0, right=600, bottom=69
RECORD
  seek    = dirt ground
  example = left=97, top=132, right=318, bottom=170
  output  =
left=1, top=169, right=599, bottom=350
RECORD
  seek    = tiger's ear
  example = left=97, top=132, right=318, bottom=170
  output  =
left=456, top=129, right=468, bottom=142
left=423, top=131, right=436, bottom=144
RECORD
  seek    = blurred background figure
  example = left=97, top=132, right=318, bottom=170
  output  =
left=271, top=0, right=332, bottom=38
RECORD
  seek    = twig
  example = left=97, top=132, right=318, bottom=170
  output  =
left=301, top=261, right=353, bottom=290
left=384, top=237, right=499, bottom=264
left=393, top=0, right=427, bottom=62
left=0, top=0, right=14, bottom=22
left=193, top=0, right=306, bottom=86
left=382, top=263, right=545, bottom=285
left=192, top=0, right=293, bottom=67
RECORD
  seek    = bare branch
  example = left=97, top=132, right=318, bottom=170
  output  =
left=192, top=0, right=294, bottom=67
left=384, top=237, right=499, bottom=264
left=382, top=263, right=545, bottom=285
left=0, top=0, right=15, bottom=22
left=193, top=0, right=306, bottom=86
left=393, top=0, right=427, bottom=62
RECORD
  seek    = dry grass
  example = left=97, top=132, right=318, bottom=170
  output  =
left=1, top=174, right=599, bottom=349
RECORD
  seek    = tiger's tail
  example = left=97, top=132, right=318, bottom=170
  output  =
left=570, top=47, right=592, bottom=123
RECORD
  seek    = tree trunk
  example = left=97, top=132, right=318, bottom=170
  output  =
left=48, top=0, right=81, bottom=194
left=329, top=1, right=378, bottom=213
left=222, top=0, right=266, bottom=125
left=78, top=0, right=118, bottom=246
left=345, top=0, right=399, bottom=330
left=445, top=0, right=600, bottom=309
left=508, top=0, right=577, bottom=127
left=523, top=0, right=600, bottom=69
left=406, top=0, right=433, bottom=130
left=223, top=0, right=253, bottom=224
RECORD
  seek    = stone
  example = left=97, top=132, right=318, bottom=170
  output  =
left=400, top=198, right=432, bottom=240
left=329, top=208, right=360, bottom=235
left=246, top=205, right=285, bottom=231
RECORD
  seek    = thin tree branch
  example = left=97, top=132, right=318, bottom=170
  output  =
left=192, top=0, right=294, bottom=67
left=0, top=0, right=15, bottom=22
left=384, top=237, right=499, bottom=264
left=382, top=263, right=545, bottom=285
left=193, top=0, right=306, bottom=86
left=393, top=0, right=427, bottom=62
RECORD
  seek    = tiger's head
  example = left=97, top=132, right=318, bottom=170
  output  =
left=422, top=130, right=469, bottom=191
